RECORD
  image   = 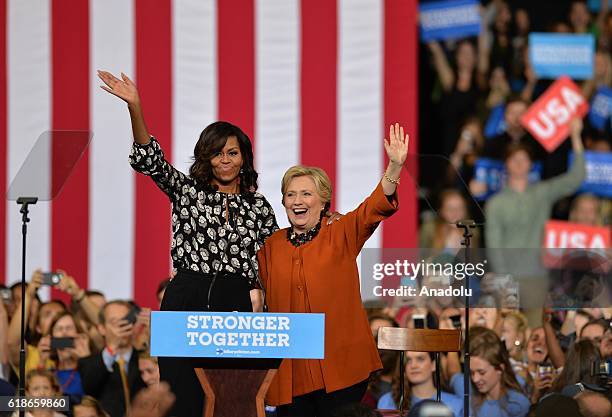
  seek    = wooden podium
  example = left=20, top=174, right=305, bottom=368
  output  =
left=194, top=360, right=281, bottom=417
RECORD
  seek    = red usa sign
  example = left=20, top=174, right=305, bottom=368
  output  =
left=544, top=220, right=610, bottom=249
left=520, top=76, right=589, bottom=153
left=542, top=220, right=610, bottom=271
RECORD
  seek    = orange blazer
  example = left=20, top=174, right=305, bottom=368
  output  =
left=258, top=182, right=399, bottom=406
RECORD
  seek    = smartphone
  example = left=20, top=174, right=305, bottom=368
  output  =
left=50, top=337, right=75, bottom=349
left=413, top=314, right=426, bottom=329
left=450, top=314, right=462, bottom=329
left=538, top=363, right=553, bottom=377
left=41, top=272, right=62, bottom=286
left=0, top=288, right=12, bottom=302
left=123, top=305, right=141, bottom=325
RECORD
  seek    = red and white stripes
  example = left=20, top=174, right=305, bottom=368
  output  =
left=2, top=0, right=418, bottom=308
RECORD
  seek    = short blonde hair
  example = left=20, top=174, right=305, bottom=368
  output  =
left=281, top=165, right=332, bottom=214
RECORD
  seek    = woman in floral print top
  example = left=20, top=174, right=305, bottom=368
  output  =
left=97, top=70, right=277, bottom=417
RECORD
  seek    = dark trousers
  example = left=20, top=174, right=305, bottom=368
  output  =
left=158, top=270, right=253, bottom=417
left=276, top=380, right=369, bottom=417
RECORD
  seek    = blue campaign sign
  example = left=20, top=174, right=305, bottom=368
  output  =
left=419, top=0, right=481, bottom=42
left=484, top=104, right=507, bottom=139
left=588, top=0, right=612, bottom=12
left=569, top=151, right=612, bottom=198
left=150, top=311, right=325, bottom=359
left=588, top=87, right=612, bottom=130
left=529, top=33, right=594, bottom=80
left=473, top=158, right=543, bottom=200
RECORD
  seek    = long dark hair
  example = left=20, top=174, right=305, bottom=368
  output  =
left=391, top=351, right=446, bottom=410
left=552, top=340, right=601, bottom=393
left=189, top=121, right=258, bottom=194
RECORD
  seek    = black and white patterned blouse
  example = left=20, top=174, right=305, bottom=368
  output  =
left=129, top=138, right=279, bottom=287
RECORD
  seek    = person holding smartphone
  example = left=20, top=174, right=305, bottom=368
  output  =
left=78, top=300, right=146, bottom=417
left=45, top=312, right=91, bottom=404
left=6, top=271, right=66, bottom=376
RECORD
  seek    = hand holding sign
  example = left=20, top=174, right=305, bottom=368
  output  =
left=520, top=77, right=589, bottom=152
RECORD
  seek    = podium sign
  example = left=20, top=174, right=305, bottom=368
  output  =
left=151, top=311, right=325, bottom=359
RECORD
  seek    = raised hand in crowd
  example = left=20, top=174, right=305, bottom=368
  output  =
left=7, top=270, right=43, bottom=366
left=56, top=271, right=105, bottom=350
left=102, top=317, right=134, bottom=354
left=133, top=307, right=151, bottom=350
left=73, top=333, right=92, bottom=359
left=37, top=334, right=52, bottom=365
left=531, top=368, right=554, bottom=404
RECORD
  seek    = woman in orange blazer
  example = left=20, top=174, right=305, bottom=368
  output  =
left=257, top=123, right=410, bottom=417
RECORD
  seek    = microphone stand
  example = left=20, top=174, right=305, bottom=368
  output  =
left=16, top=197, right=37, bottom=417
left=456, top=220, right=477, bottom=417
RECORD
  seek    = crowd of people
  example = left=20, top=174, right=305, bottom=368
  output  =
left=0, top=1, right=611, bottom=417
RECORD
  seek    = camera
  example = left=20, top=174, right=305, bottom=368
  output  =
left=591, top=359, right=612, bottom=390
left=0, top=288, right=12, bottom=303
left=41, top=272, right=62, bottom=286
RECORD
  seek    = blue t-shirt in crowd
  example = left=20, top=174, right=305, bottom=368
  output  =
left=55, top=369, right=84, bottom=404
left=0, top=378, right=15, bottom=397
left=377, top=390, right=463, bottom=417
left=450, top=373, right=530, bottom=417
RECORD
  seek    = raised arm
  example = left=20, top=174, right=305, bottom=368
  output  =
left=56, top=272, right=101, bottom=326
left=97, top=70, right=150, bottom=145
left=542, top=118, right=586, bottom=203
left=382, top=123, right=409, bottom=196
left=98, top=70, right=193, bottom=199
left=542, top=310, right=566, bottom=369
left=344, top=124, right=407, bottom=255
left=7, top=271, right=42, bottom=367
left=428, top=42, right=455, bottom=92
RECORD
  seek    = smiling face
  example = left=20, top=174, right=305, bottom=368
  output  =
left=283, top=176, right=324, bottom=233
left=526, top=327, right=548, bottom=364
left=210, top=136, right=243, bottom=190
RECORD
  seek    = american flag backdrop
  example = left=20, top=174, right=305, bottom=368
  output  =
left=0, top=0, right=418, bottom=308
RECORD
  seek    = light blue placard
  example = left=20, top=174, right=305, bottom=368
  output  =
left=151, top=311, right=325, bottom=359
left=529, top=33, right=594, bottom=80
left=473, top=158, right=543, bottom=200
left=588, top=87, right=612, bottom=130
left=588, top=0, right=612, bottom=12
left=419, top=0, right=481, bottom=42
left=484, top=104, right=507, bottom=139
left=569, top=151, right=612, bottom=197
